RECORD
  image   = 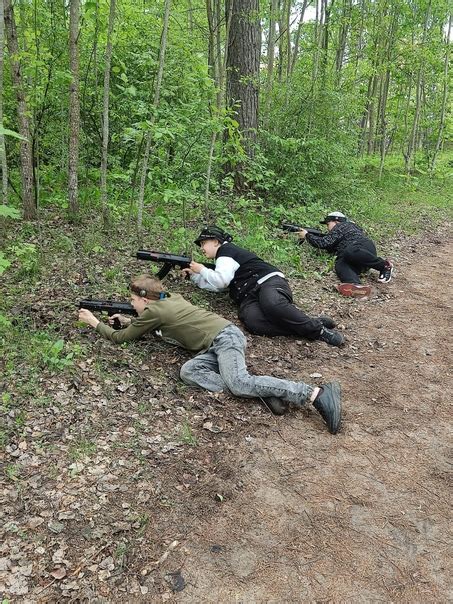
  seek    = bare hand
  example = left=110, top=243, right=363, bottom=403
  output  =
left=109, top=313, right=131, bottom=327
left=181, top=268, right=194, bottom=278
left=78, top=308, right=100, bottom=328
left=189, top=261, right=204, bottom=274
left=297, top=229, right=308, bottom=239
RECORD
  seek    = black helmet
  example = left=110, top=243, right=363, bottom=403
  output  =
left=194, top=225, right=233, bottom=247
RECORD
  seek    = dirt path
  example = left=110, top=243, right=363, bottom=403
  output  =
left=176, top=238, right=453, bottom=602
left=1, top=233, right=452, bottom=603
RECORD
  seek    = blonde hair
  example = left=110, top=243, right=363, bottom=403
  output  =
left=130, top=275, right=165, bottom=300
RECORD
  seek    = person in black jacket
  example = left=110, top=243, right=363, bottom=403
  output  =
left=181, top=225, right=344, bottom=347
left=297, top=211, right=394, bottom=297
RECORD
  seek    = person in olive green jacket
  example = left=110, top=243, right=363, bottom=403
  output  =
left=78, top=274, right=342, bottom=433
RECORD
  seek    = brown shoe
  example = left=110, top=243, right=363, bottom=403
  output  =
left=336, top=283, right=372, bottom=298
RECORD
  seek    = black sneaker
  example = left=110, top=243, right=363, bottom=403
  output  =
left=318, top=327, right=345, bottom=347
left=312, top=382, right=341, bottom=434
left=263, top=397, right=288, bottom=416
left=318, top=315, right=336, bottom=329
left=378, top=260, right=394, bottom=283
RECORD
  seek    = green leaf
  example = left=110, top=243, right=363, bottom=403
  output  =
left=51, top=340, right=65, bottom=354
left=0, top=206, right=20, bottom=219
left=0, top=125, right=27, bottom=141
left=0, top=252, right=11, bottom=275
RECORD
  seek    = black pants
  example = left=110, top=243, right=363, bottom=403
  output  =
left=238, top=276, right=322, bottom=339
left=335, top=239, right=386, bottom=284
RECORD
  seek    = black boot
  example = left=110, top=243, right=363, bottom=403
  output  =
left=263, top=397, right=288, bottom=416
left=313, top=382, right=341, bottom=434
left=318, top=327, right=345, bottom=347
left=318, top=315, right=336, bottom=329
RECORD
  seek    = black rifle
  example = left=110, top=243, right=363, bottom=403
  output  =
left=281, top=223, right=325, bottom=237
left=136, top=250, right=216, bottom=279
left=79, top=299, right=137, bottom=329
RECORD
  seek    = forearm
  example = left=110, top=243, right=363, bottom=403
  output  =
left=306, top=232, right=337, bottom=251
left=95, top=311, right=158, bottom=344
left=95, top=321, right=141, bottom=344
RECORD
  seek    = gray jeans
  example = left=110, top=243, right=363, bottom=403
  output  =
left=179, top=324, right=314, bottom=405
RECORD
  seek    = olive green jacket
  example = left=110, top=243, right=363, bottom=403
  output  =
left=96, top=293, right=230, bottom=352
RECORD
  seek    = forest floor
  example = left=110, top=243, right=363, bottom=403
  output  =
left=1, top=223, right=452, bottom=602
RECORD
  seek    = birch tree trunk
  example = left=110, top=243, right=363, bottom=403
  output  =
left=4, top=0, right=35, bottom=218
left=100, top=0, right=116, bottom=227
left=68, top=0, right=80, bottom=220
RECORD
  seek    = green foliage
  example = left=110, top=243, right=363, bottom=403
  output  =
left=8, top=243, right=39, bottom=276
left=0, top=205, right=21, bottom=219
left=0, top=313, right=12, bottom=328
left=0, top=125, right=27, bottom=140
left=0, top=252, right=11, bottom=275
left=69, top=437, right=97, bottom=461
left=32, top=334, right=75, bottom=370
left=54, top=234, right=75, bottom=252
left=179, top=421, right=197, bottom=446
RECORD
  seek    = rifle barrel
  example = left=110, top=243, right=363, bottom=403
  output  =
left=136, top=250, right=216, bottom=271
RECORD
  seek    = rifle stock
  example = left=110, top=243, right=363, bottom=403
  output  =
left=79, top=299, right=137, bottom=329
left=136, top=250, right=216, bottom=279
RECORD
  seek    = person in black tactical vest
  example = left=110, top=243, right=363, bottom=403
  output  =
left=296, top=211, right=394, bottom=298
left=182, top=225, right=344, bottom=347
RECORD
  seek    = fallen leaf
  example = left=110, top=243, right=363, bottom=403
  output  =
left=50, top=567, right=67, bottom=580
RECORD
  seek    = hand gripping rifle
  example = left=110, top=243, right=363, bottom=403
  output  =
left=79, top=299, right=137, bottom=329
left=281, top=223, right=325, bottom=237
left=136, top=250, right=216, bottom=279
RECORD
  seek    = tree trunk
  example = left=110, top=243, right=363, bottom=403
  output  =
left=100, top=0, right=116, bottom=227
left=206, top=0, right=216, bottom=81
left=335, top=0, right=351, bottom=78
left=404, top=0, right=431, bottom=174
left=263, top=0, right=278, bottom=129
left=320, top=0, right=333, bottom=87
left=289, top=0, right=309, bottom=76
left=284, top=0, right=291, bottom=81
left=225, top=0, right=260, bottom=190
left=378, top=70, right=391, bottom=179
left=429, top=13, right=451, bottom=174
left=4, top=0, right=35, bottom=218
left=0, top=0, right=8, bottom=204
left=277, top=0, right=284, bottom=82
left=68, top=0, right=80, bottom=220
left=137, top=0, right=171, bottom=241
left=308, top=0, right=321, bottom=124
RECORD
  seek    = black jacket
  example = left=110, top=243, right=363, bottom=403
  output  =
left=306, top=222, right=370, bottom=257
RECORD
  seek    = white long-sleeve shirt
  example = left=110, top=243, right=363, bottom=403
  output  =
left=191, top=256, right=284, bottom=292
left=190, top=256, right=240, bottom=291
